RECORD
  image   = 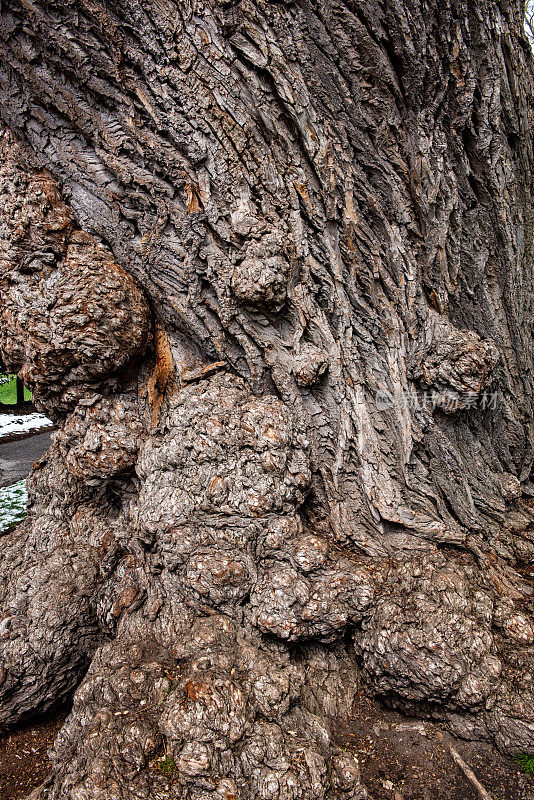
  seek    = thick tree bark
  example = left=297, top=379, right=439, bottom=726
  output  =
left=0, top=1, right=533, bottom=797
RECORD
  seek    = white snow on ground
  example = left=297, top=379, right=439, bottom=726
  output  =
left=0, top=479, right=27, bottom=533
left=0, top=412, right=53, bottom=438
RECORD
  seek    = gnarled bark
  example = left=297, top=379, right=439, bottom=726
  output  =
left=0, top=1, right=533, bottom=797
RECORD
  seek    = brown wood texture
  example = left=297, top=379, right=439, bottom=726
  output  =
left=0, top=2, right=532, bottom=798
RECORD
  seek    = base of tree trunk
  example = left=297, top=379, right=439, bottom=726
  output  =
left=2, top=427, right=533, bottom=799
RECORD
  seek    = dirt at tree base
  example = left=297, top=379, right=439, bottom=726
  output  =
left=337, top=692, right=533, bottom=800
left=0, top=707, right=69, bottom=800
left=0, top=698, right=531, bottom=800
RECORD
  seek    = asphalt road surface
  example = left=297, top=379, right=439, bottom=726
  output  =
left=0, top=431, right=52, bottom=487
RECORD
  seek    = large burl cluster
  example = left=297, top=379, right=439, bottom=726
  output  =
left=0, top=132, right=149, bottom=414
left=41, top=619, right=367, bottom=800
left=0, top=131, right=151, bottom=733
left=0, top=132, right=370, bottom=800
left=359, top=555, right=534, bottom=753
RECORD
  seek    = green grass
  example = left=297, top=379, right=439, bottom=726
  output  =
left=0, top=375, right=32, bottom=405
left=512, top=752, right=534, bottom=775
left=159, top=756, right=176, bottom=775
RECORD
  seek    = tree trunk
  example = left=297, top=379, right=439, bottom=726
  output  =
left=0, top=1, right=533, bottom=797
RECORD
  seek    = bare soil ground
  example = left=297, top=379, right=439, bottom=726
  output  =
left=337, top=691, right=533, bottom=800
left=0, top=707, right=69, bottom=800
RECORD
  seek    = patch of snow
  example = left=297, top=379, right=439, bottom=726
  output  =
left=0, top=478, right=27, bottom=533
left=0, top=412, right=53, bottom=438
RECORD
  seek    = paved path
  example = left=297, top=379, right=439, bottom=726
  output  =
left=0, top=431, right=52, bottom=487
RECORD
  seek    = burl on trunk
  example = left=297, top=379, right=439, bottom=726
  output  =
left=0, top=1, right=533, bottom=798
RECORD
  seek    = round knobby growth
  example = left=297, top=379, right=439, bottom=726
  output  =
left=56, top=394, right=146, bottom=480
left=0, top=131, right=150, bottom=415
left=0, top=232, right=150, bottom=413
